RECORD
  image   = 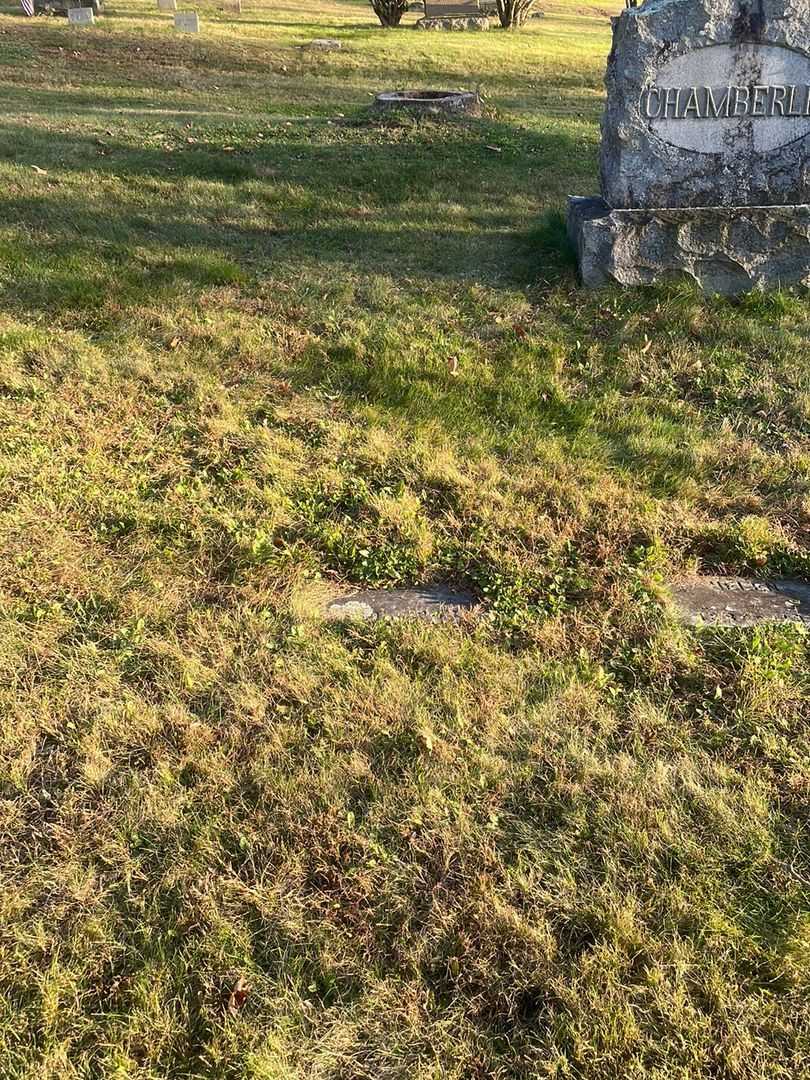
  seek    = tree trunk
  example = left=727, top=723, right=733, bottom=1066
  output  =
left=496, top=0, right=536, bottom=28
left=371, top=0, right=408, bottom=26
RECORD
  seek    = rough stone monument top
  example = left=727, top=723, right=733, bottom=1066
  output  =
left=568, top=0, right=810, bottom=294
left=602, top=0, right=810, bottom=209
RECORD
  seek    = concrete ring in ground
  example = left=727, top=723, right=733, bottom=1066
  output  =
left=373, top=90, right=481, bottom=116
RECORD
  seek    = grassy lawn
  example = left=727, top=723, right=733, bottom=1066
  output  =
left=1, top=1, right=810, bottom=1076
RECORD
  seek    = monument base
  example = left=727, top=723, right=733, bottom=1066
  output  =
left=416, top=15, right=489, bottom=29
left=567, top=196, right=810, bottom=296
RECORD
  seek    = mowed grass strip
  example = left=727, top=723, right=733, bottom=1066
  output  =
left=1, top=1, right=810, bottom=1077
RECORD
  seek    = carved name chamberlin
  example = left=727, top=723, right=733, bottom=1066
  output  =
left=642, top=84, right=810, bottom=120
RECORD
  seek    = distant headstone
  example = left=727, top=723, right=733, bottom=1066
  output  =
left=568, top=0, right=810, bottom=294
left=158, top=0, right=177, bottom=11
left=418, top=0, right=488, bottom=29
left=67, top=5, right=95, bottom=24
left=670, top=577, right=810, bottom=627
left=223, top=0, right=241, bottom=12
left=174, top=10, right=199, bottom=31
left=424, top=0, right=479, bottom=14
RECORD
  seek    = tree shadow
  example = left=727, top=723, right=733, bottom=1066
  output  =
left=0, top=108, right=595, bottom=320
left=8, top=80, right=722, bottom=491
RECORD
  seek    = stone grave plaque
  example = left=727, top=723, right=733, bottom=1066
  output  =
left=568, top=0, right=810, bottom=294
left=325, top=586, right=477, bottom=622
left=158, top=0, right=177, bottom=11
left=670, top=576, right=810, bottom=627
left=305, top=38, right=342, bottom=51
left=174, top=10, right=200, bottom=31
left=68, top=5, right=95, bottom=24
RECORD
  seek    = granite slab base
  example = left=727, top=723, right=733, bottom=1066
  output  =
left=567, top=196, right=810, bottom=296
left=416, top=15, right=489, bottom=29
left=326, top=586, right=477, bottom=622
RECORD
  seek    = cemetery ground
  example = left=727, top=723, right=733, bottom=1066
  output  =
left=1, top=0, right=810, bottom=1075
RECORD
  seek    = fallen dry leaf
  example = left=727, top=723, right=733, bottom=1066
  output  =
left=228, top=975, right=250, bottom=1014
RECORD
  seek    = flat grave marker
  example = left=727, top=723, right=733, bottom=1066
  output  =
left=305, top=38, right=342, bottom=50
left=325, top=586, right=477, bottom=623
left=670, top=577, right=810, bottom=628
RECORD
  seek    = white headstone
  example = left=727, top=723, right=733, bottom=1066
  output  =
left=68, top=6, right=95, bottom=24
left=174, top=11, right=199, bottom=31
left=158, top=0, right=177, bottom=11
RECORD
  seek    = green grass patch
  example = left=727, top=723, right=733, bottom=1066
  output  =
left=1, top=0, right=809, bottom=1076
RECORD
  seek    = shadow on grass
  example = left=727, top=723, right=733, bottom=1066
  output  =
left=523, top=209, right=578, bottom=283
left=0, top=109, right=593, bottom=317
left=0, top=96, right=725, bottom=505
left=0, top=106, right=711, bottom=498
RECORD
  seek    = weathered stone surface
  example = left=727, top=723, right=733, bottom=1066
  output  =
left=174, top=10, right=199, bottom=31
left=601, top=0, right=810, bottom=210
left=670, top=576, right=810, bottom=627
left=305, top=38, right=341, bottom=50
left=373, top=90, right=482, bottom=116
left=325, top=586, right=477, bottom=622
left=67, top=5, right=94, bottom=23
left=416, top=15, right=489, bottom=29
left=157, top=0, right=177, bottom=10
left=568, top=195, right=810, bottom=294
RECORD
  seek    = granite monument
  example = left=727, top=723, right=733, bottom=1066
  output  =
left=417, top=0, right=489, bottom=30
left=568, top=0, right=810, bottom=294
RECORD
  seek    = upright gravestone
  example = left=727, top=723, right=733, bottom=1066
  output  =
left=67, top=5, right=95, bottom=24
left=417, top=0, right=489, bottom=30
left=158, top=0, right=177, bottom=11
left=568, top=0, right=810, bottom=294
left=174, top=10, right=199, bottom=30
